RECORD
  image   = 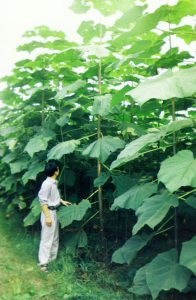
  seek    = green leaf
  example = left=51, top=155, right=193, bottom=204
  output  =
left=180, top=236, right=196, bottom=275
left=9, top=159, right=29, bottom=174
left=56, top=113, right=70, bottom=127
left=111, top=119, right=194, bottom=169
left=112, top=234, right=151, bottom=264
left=146, top=249, right=192, bottom=299
left=77, top=21, right=106, bottom=43
left=158, top=150, right=196, bottom=193
left=47, top=140, right=80, bottom=160
left=22, top=159, right=45, bottom=185
left=23, top=198, right=41, bottom=227
left=92, top=94, right=112, bottom=117
left=82, top=136, right=125, bottom=163
left=111, top=182, right=157, bottom=211
left=112, top=174, right=138, bottom=197
left=94, top=172, right=110, bottom=187
left=172, top=25, right=196, bottom=44
left=111, top=85, right=132, bottom=107
left=24, top=136, right=48, bottom=157
left=127, top=66, right=196, bottom=105
left=57, top=200, right=91, bottom=228
left=70, top=0, right=91, bottom=13
left=132, top=190, right=178, bottom=235
left=55, top=80, right=85, bottom=100
left=186, top=196, right=196, bottom=210
left=129, top=265, right=151, bottom=296
left=0, top=176, right=16, bottom=191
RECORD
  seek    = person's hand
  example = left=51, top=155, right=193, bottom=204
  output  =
left=45, top=216, right=52, bottom=227
left=61, top=200, right=72, bottom=206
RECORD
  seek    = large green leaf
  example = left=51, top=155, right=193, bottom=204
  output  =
left=82, top=136, right=125, bottom=163
left=112, top=234, right=152, bottom=264
left=92, top=94, right=112, bottom=117
left=158, top=150, right=196, bottom=193
left=146, top=249, right=192, bottom=299
left=57, top=200, right=91, bottom=228
left=111, top=182, right=157, bottom=211
left=112, top=174, right=138, bottom=197
left=22, top=159, right=45, bottom=185
left=24, top=130, right=55, bottom=157
left=132, top=190, right=178, bottom=235
left=127, top=66, right=196, bottom=105
left=180, top=236, right=196, bottom=275
left=0, top=176, right=16, bottom=192
left=129, top=265, right=151, bottom=296
left=23, top=198, right=41, bottom=227
left=77, top=21, right=106, bottom=43
left=110, top=119, right=194, bottom=169
left=9, top=159, right=29, bottom=174
left=47, top=140, right=80, bottom=160
left=55, top=80, right=85, bottom=100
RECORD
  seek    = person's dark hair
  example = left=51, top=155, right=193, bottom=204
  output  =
left=45, top=160, right=59, bottom=177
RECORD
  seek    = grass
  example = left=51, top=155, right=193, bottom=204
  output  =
left=0, top=208, right=132, bottom=300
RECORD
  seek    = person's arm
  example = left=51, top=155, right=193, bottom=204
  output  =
left=38, top=182, right=52, bottom=226
left=41, top=204, right=52, bottom=226
left=60, top=199, right=72, bottom=206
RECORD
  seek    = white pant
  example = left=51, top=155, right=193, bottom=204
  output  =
left=38, top=210, right=59, bottom=265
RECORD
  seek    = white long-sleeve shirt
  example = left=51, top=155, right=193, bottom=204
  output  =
left=38, top=177, right=61, bottom=206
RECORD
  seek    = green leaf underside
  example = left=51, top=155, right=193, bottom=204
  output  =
left=57, top=200, right=91, bottom=228
left=47, top=140, right=80, bottom=160
left=146, top=249, right=192, bottom=299
left=180, top=236, right=196, bottom=275
left=22, top=160, right=45, bottom=185
left=111, top=182, right=157, bottom=211
left=111, top=119, right=194, bottom=169
left=112, top=234, right=152, bottom=264
left=83, top=136, right=125, bottom=163
left=132, top=190, right=179, bottom=235
left=130, top=265, right=151, bottom=296
left=23, top=198, right=41, bottom=227
left=158, top=150, right=196, bottom=193
left=92, top=94, right=112, bottom=117
left=127, top=66, right=196, bottom=105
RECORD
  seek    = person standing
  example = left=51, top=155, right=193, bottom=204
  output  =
left=38, top=160, right=71, bottom=272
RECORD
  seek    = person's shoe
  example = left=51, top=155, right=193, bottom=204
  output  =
left=40, top=264, right=48, bottom=272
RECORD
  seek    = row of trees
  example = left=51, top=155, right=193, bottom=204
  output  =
left=0, top=0, right=196, bottom=299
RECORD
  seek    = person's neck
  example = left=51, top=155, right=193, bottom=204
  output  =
left=50, top=175, right=57, bottom=180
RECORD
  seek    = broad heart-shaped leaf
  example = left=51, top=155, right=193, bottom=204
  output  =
left=146, top=249, right=192, bottom=300
left=82, top=136, right=125, bottom=163
left=129, top=265, right=151, bottom=296
left=24, top=129, right=55, bottom=157
left=112, top=234, right=152, bottom=265
left=57, top=200, right=91, bottom=228
left=9, top=159, right=29, bottom=174
left=22, top=159, right=45, bottom=185
left=186, top=196, right=196, bottom=210
left=110, top=119, right=194, bottom=170
left=47, top=140, right=80, bottom=160
left=127, top=66, right=196, bottom=105
left=180, top=236, right=196, bottom=275
left=23, top=198, right=41, bottom=227
left=92, top=94, right=112, bottom=117
left=111, top=182, right=157, bottom=211
left=132, top=190, right=178, bottom=235
left=158, top=150, right=196, bottom=193
left=0, top=176, right=16, bottom=192
left=55, top=80, right=85, bottom=100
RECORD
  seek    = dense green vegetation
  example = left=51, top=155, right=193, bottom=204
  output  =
left=0, top=0, right=196, bottom=299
